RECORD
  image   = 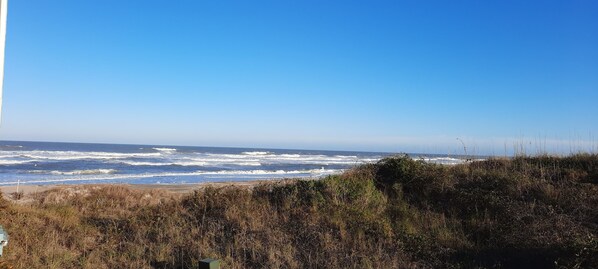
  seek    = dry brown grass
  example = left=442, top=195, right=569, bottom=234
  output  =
left=0, top=154, right=597, bottom=268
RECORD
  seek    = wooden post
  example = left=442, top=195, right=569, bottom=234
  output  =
left=199, top=258, right=220, bottom=269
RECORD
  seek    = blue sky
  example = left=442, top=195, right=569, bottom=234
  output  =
left=1, top=0, right=597, bottom=154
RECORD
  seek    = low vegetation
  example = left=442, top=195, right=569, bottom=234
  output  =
left=1, top=154, right=597, bottom=268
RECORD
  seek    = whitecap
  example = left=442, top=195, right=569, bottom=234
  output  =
left=48, top=169, right=118, bottom=175
left=0, top=168, right=343, bottom=185
left=417, top=157, right=466, bottom=165
left=0, top=159, right=33, bottom=165
left=241, top=151, right=271, bottom=156
left=3, top=150, right=160, bottom=161
left=153, top=148, right=177, bottom=153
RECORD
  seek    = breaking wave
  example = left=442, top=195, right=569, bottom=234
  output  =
left=1, top=150, right=160, bottom=161
left=0, top=168, right=343, bottom=185
left=49, top=169, right=118, bottom=175
left=417, top=157, right=465, bottom=165
left=241, top=151, right=271, bottom=156
left=0, top=159, right=34, bottom=165
left=27, top=169, right=118, bottom=175
left=153, top=148, right=177, bottom=153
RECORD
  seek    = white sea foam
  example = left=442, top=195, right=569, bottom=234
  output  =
left=118, top=161, right=174, bottom=166
left=200, top=153, right=371, bottom=165
left=2, top=145, right=23, bottom=148
left=204, top=168, right=341, bottom=175
left=112, top=152, right=372, bottom=167
left=0, top=149, right=375, bottom=167
left=230, top=162, right=262, bottom=166
left=0, top=147, right=384, bottom=187
left=153, top=147, right=177, bottom=153
left=0, top=159, right=33, bottom=165
left=417, top=157, right=466, bottom=165
left=114, top=154, right=472, bottom=167
left=241, top=151, right=271, bottom=155
left=48, top=169, right=118, bottom=175
left=0, top=168, right=343, bottom=185
left=1, top=150, right=161, bottom=161
left=119, top=160, right=210, bottom=166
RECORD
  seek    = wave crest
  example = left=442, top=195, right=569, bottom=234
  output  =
left=153, top=148, right=177, bottom=153
left=48, top=169, right=118, bottom=175
left=241, top=151, right=271, bottom=156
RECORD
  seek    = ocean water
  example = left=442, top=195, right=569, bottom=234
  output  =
left=0, top=141, right=471, bottom=186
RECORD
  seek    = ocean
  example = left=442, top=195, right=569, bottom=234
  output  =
left=0, top=141, right=470, bottom=186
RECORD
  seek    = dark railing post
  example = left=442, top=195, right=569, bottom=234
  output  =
left=199, top=258, right=220, bottom=269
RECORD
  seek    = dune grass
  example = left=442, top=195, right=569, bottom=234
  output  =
left=0, top=154, right=597, bottom=268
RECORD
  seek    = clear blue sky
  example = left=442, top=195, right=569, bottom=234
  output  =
left=1, top=0, right=597, bottom=154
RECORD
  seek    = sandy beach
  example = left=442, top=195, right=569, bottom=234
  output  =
left=0, top=179, right=297, bottom=205
left=1, top=180, right=285, bottom=195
